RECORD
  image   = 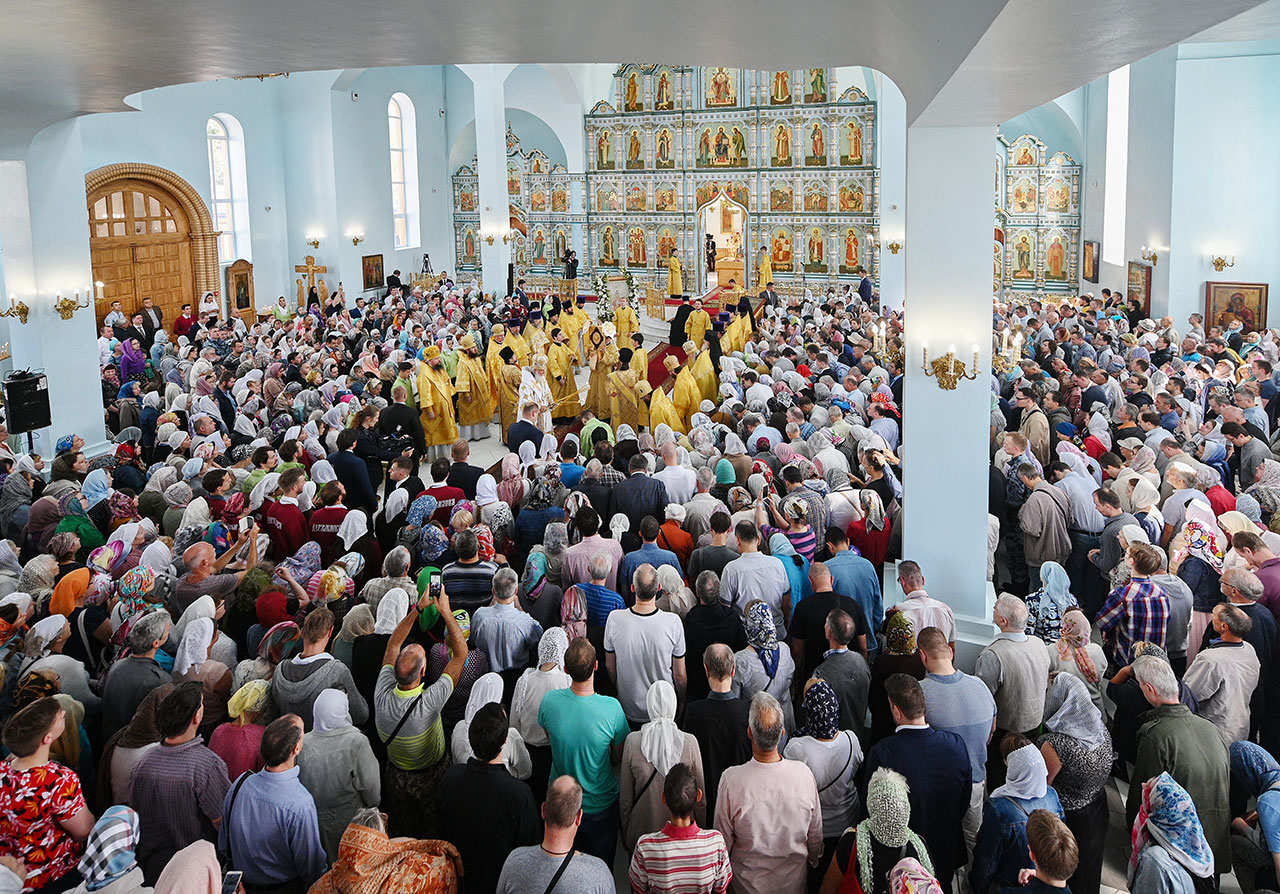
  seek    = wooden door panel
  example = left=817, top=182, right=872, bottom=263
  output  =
left=132, top=241, right=191, bottom=324
left=91, top=244, right=135, bottom=327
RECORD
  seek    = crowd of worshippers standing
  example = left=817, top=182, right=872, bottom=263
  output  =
left=0, top=279, right=1279, bottom=894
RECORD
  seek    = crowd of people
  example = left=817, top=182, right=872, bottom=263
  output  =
left=0, top=275, right=1276, bottom=894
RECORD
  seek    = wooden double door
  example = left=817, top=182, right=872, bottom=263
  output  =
left=88, top=178, right=196, bottom=329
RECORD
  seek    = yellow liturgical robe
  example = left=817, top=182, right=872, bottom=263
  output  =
left=613, top=305, right=639, bottom=348
left=630, top=347, right=649, bottom=381
left=691, top=349, right=717, bottom=402
left=547, top=342, right=581, bottom=418
left=525, top=324, right=549, bottom=360
left=607, top=369, right=642, bottom=432
left=454, top=353, right=495, bottom=427
left=672, top=366, right=701, bottom=431
left=667, top=256, right=683, bottom=296
left=685, top=309, right=711, bottom=347
left=757, top=254, right=772, bottom=289
left=649, top=385, right=684, bottom=434
left=497, top=363, right=523, bottom=435
left=508, top=333, right=532, bottom=367
left=486, top=337, right=511, bottom=402
left=587, top=343, right=619, bottom=420
left=416, top=364, right=458, bottom=448
left=559, top=311, right=585, bottom=363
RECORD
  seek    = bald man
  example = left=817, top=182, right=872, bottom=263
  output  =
left=174, top=522, right=260, bottom=614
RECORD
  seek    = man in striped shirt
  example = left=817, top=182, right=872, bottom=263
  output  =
left=1096, top=542, right=1170, bottom=667
left=629, top=762, right=732, bottom=894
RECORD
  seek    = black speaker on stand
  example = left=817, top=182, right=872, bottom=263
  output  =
left=4, top=370, right=51, bottom=452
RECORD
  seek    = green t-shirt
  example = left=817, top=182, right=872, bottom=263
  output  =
left=537, top=688, right=630, bottom=813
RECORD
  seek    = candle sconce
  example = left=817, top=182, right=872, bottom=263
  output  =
left=1, top=294, right=29, bottom=325
left=54, top=288, right=92, bottom=321
left=922, top=343, right=980, bottom=391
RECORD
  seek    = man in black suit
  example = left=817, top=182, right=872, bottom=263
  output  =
left=668, top=295, right=694, bottom=346
left=705, top=234, right=716, bottom=273
left=513, top=278, right=530, bottom=311
left=507, top=401, right=543, bottom=459
left=563, top=251, right=578, bottom=286
left=139, top=296, right=164, bottom=349
left=610, top=454, right=669, bottom=551
left=379, top=381, right=426, bottom=474
left=118, top=312, right=147, bottom=351
left=445, top=439, right=485, bottom=499
left=385, top=269, right=402, bottom=291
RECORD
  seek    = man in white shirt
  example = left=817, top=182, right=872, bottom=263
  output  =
left=603, top=563, right=687, bottom=724
left=682, top=467, right=723, bottom=544
left=654, top=442, right=696, bottom=505
left=721, top=521, right=792, bottom=635
left=98, top=324, right=115, bottom=367
left=890, top=560, right=956, bottom=643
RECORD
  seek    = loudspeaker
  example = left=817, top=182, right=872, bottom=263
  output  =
left=4, top=373, right=51, bottom=434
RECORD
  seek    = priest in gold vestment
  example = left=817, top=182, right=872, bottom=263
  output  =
left=651, top=358, right=685, bottom=433
left=685, top=298, right=712, bottom=347
left=671, top=352, right=702, bottom=432
left=757, top=245, right=772, bottom=289
left=586, top=322, right=619, bottom=420
left=524, top=307, right=550, bottom=359
left=687, top=341, right=718, bottom=402
left=612, top=297, right=639, bottom=349
left=486, top=324, right=513, bottom=403
left=628, top=333, right=649, bottom=381
left=558, top=299, right=585, bottom=365
left=547, top=329, right=581, bottom=421
left=496, top=347, right=524, bottom=435
left=607, top=360, right=644, bottom=432
left=666, top=253, right=683, bottom=297
left=416, top=346, right=457, bottom=458
left=454, top=334, right=494, bottom=439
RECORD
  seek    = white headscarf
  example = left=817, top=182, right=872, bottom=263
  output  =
left=310, top=460, right=337, bottom=484
left=139, top=541, right=173, bottom=573
left=338, top=510, right=368, bottom=550
left=475, top=474, right=499, bottom=507
left=374, top=587, right=410, bottom=634
left=107, top=522, right=140, bottom=549
left=174, top=616, right=215, bottom=676
left=464, top=672, right=504, bottom=724
left=991, top=743, right=1049, bottom=800
left=249, top=472, right=281, bottom=512
left=313, top=688, right=352, bottom=733
left=175, top=594, right=216, bottom=640
left=640, top=680, right=683, bottom=775
left=382, top=488, right=409, bottom=524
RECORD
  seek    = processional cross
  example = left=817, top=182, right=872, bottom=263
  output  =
left=294, top=255, right=327, bottom=292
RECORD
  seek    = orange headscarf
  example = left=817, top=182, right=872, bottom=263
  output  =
left=49, top=568, right=92, bottom=617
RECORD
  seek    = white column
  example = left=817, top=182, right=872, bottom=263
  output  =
left=0, top=120, right=108, bottom=454
left=876, top=74, right=906, bottom=312
left=901, top=124, right=996, bottom=659
left=460, top=64, right=515, bottom=296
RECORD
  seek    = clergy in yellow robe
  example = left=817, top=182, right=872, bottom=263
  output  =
left=685, top=299, right=712, bottom=347
left=586, top=324, right=619, bottom=420
left=496, top=348, right=524, bottom=435
left=486, top=324, right=512, bottom=402
left=629, top=334, right=649, bottom=381
left=688, top=342, right=718, bottom=403
left=416, top=346, right=458, bottom=452
left=666, top=254, right=683, bottom=297
left=507, top=327, right=532, bottom=367
left=607, top=366, right=643, bottom=432
left=757, top=248, right=772, bottom=290
left=651, top=359, right=685, bottom=433
left=613, top=298, right=640, bottom=348
left=525, top=310, right=550, bottom=359
left=635, top=380, right=652, bottom=430
left=558, top=300, right=585, bottom=365
left=547, top=332, right=581, bottom=420
left=671, top=358, right=701, bottom=432
left=454, top=335, right=495, bottom=432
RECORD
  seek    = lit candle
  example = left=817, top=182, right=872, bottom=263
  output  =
left=95, top=281, right=105, bottom=301
left=948, top=344, right=956, bottom=375
left=972, top=343, right=980, bottom=371
left=922, top=342, right=929, bottom=364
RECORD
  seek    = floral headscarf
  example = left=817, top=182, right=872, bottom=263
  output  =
left=537, top=626, right=569, bottom=669
left=109, top=491, right=138, bottom=520
left=406, top=494, right=439, bottom=528
left=745, top=601, right=779, bottom=679
left=884, top=611, right=917, bottom=655
left=257, top=621, right=302, bottom=665
left=117, top=566, right=157, bottom=619
left=859, top=489, right=887, bottom=531
left=273, top=541, right=322, bottom=588
left=796, top=679, right=840, bottom=740
left=1174, top=501, right=1224, bottom=573
left=889, top=859, right=944, bottom=894
left=496, top=454, right=524, bottom=508
left=1055, top=608, right=1099, bottom=685
left=1129, top=772, right=1214, bottom=886
left=473, top=524, right=495, bottom=562
left=162, top=482, right=192, bottom=509
left=522, top=551, right=549, bottom=602
left=58, top=490, right=87, bottom=518
left=419, top=523, right=450, bottom=562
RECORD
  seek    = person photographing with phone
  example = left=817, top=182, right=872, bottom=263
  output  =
left=373, top=579, right=468, bottom=839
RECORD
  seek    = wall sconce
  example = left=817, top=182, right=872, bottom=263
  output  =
left=54, top=288, right=92, bottom=321
left=887, top=240, right=903, bottom=255
left=1, top=293, right=29, bottom=325
left=1140, top=245, right=1158, bottom=266
left=305, top=234, right=322, bottom=249
left=922, top=342, right=979, bottom=390
left=349, top=233, right=365, bottom=247
left=484, top=233, right=496, bottom=246
left=1210, top=254, right=1235, bottom=273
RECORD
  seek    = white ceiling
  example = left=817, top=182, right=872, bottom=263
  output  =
left=0, top=0, right=1268, bottom=155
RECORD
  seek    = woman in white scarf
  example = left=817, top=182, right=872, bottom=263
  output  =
left=510, top=628, right=570, bottom=757
left=619, top=680, right=705, bottom=850
left=475, top=474, right=514, bottom=544
left=373, top=587, right=410, bottom=634
left=337, top=510, right=368, bottom=552
left=299, top=688, right=382, bottom=862
left=175, top=595, right=237, bottom=668
left=449, top=672, right=531, bottom=779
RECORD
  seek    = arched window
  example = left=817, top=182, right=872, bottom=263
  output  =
left=206, top=114, right=252, bottom=263
left=388, top=93, right=420, bottom=249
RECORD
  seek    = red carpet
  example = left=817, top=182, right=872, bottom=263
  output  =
left=646, top=343, right=685, bottom=390
left=663, top=285, right=730, bottom=313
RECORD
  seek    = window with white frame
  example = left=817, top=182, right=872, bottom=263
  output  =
left=388, top=93, right=420, bottom=249
left=206, top=114, right=252, bottom=263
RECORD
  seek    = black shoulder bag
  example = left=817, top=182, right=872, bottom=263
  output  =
left=541, top=850, right=575, bottom=894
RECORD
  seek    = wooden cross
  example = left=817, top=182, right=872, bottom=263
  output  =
left=294, top=255, right=327, bottom=292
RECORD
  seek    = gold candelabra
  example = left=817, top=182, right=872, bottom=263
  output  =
left=922, top=343, right=979, bottom=390
left=1211, top=254, right=1235, bottom=273
left=54, top=288, right=92, bottom=320
left=1, top=294, right=29, bottom=325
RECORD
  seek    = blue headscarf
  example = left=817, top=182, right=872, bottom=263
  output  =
left=745, top=601, right=780, bottom=679
left=796, top=679, right=840, bottom=739
left=78, top=805, right=141, bottom=891
left=1200, top=440, right=1231, bottom=490
left=1037, top=561, right=1075, bottom=613
left=82, top=468, right=111, bottom=509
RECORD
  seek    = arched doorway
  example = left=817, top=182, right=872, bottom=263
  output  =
left=696, top=193, right=748, bottom=294
left=85, top=164, right=220, bottom=327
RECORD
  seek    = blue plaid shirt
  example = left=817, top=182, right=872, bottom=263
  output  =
left=1096, top=577, right=1169, bottom=667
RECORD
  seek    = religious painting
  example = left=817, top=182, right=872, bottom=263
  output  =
left=596, top=184, right=618, bottom=212
left=771, top=123, right=793, bottom=166
left=507, top=162, right=521, bottom=196
left=627, top=227, right=647, bottom=267
left=769, top=183, right=794, bottom=212
left=1045, top=177, right=1070, bottom=213
left=711, top=126, right=733, bottom=166
left=361, top=254, right=384, bottom=291
left=457, top=185, right=476, bottom=212
left=839, top=228, right=861, bottom=274
left=805, top=68, right=828, bottom=103
left=658, top=227, right=677, bottom=261
left=769, top=70, right=792, bottom=105
left=655, top=128, right=675, bottom=169
left=626, top=184, right=647, bottom=212
left=529, top=156, right=544, bottom=174
left=551, top=187, right=568, bottom=212
left=513, top=235, right=528, bottom=267
left=600, top=226, right=618, bottom=266
left=720, top=202, right=736, bottom=233
left=725, top=181, right=749, bottom=208
left=1011, top=139, right=1038, bottom=166
left=729, top=127, right=747, bottom=166
left=226, top=259, right=253, bottom=311
left=625, top=129, right=645, bottom=170
left=1012, top=177, right=1037, bottom=214
left=1082, top=240, right=1099, bottom=283
left=1128, top=261, right=1153, bottom=315
left=553, top=228, right=568, bottom=264
left=532, top=228, right=548, bottom=265
left=654, top=68, right=675, bottom=111
left=596, top=130, right=614, bottom=170
left=1044, top=231, right=1068, bottom=281
left=655, top=183, right=678, bottom=212
left=805, top=121, right=827, bottom=166
left=804, top=181, right=829, bottom=212
left=770, top=226, right=794, bottom=272
left=838, top=183, right=865, bottom=212
left=509, top=203, right=527, bottom=236
left=840, top=121, right=864, bottom=166
left=696, top=128, right=713, bottom=168
left=695, top=181, right=720, bottom=209
left=1011, top=233, right=1035, bottom=279
left=804, top=227, right=828, bottom=273
left=623, top=71, right=643, bottom=112
left=530, top=188, right=547, bottom=212
left=462, top=229, right=477, bottom=264
left=706, top=67, right=737, bottom=107
left=1207, top=281, right=1269, bottom=332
